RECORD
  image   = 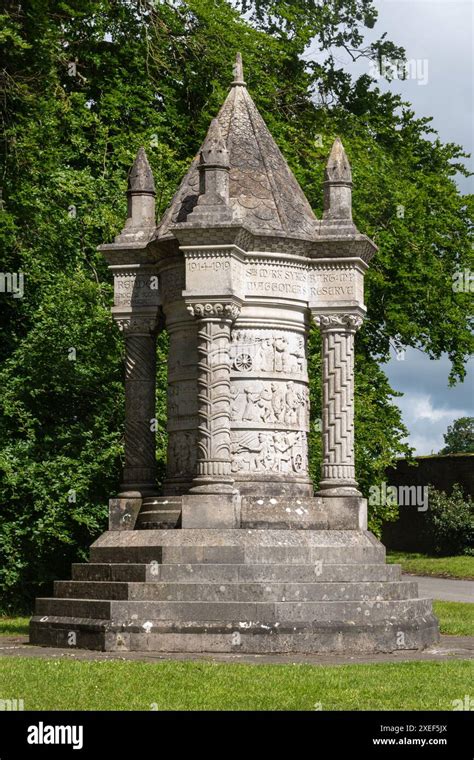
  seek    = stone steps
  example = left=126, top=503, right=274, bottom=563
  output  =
left=89, top=545, right=385, bottom=565
left=71, top=562, right=402, bottom=583
left=29, top=614, right=439, bottom=653
left=54, top=579, right=416, bottom=602
left=88, top=529, right=386, bottom=566
left=35, top=596, right=432, bottom=623
left=30, top=529, right=439, bottom=654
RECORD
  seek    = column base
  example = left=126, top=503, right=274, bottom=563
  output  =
left=135, top=496, right=183, bottom=529
left=316, top=481, right=362, bottom=498
left=189, top=480, right=235, bottom=495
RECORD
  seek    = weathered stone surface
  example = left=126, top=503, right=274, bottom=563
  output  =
left=181, top=493, right=241, bottom=528
left=29, top=608, right=439, bottom=654
left=71, top=562, right=402, bottom=584
left=108, top=498, right=142, bottom=531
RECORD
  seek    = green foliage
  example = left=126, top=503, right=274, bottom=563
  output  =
left=440, top=417, right=474, bottom=454
left=425, top=485, right=474, bottom=557
left=0, top=0, right=472, bottom=608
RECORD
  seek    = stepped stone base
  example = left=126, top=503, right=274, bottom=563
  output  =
left=30, top=529, right=439, bottom=654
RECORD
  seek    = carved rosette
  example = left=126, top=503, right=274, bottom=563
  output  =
left=186, top=301, right=241, bottom=493
left=313, top=312, right=364, bottom=494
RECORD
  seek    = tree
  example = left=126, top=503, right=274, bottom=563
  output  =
left=440, top=418, right=474, bottom=455
left=0, top=0, right=472, bottom=608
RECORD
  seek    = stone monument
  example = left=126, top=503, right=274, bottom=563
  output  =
left=30, top=55, right=439, bottom=653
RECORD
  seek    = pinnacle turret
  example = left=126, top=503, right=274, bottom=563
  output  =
left=324, top=137, right=352, bottom=184
left=128, top=147, right=155, bottom=195
left=322, top=137, right=354, bottom=228
left=199, top=119, right=230, bottom=168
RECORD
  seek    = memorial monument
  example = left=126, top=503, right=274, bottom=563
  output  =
left=30, top=55, right=439, bottom=653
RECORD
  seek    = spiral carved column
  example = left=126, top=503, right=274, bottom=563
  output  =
left=186, top=301, right=241, bottom=494
left=313, top=313, right=363, bottom=496
left=116, top=316, right=159, bottom=497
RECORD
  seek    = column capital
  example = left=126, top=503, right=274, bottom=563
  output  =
left=114, top=309, right=163, bottom=335
left=312, top=311, right=364, bottom=333
left=185, top=299, right=242, bottom=321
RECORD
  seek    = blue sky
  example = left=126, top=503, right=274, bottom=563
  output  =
left=308, top=0, right=474, bottom=453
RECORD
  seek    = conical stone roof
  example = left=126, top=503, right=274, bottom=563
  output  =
left=155, top=56, right=318, bottom=241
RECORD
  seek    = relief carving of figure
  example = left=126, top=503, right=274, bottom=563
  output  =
left=273, top=431, right=292, bottom=472
left=270, top=382, right=285, bottom=422
left=168, top=385, right=179, bottom=416
left=284, top=381, right=299, bottom=426
left=289, top=337, right=305, bottom=373
left=242, top=386, right=260, bottom=422
left=230, top=387, right=242, bottom=421
left=168, top=432, right=196, bottom=475
left=257, top=385, right=273, bottom=422
left=273, top=335, right=288, bottom=372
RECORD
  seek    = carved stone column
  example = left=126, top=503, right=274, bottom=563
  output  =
left=312, top=312, right=363, bottom=496
left=186, top=301, right=241, bottom=494
left=116, top=315, right=159, bottom=498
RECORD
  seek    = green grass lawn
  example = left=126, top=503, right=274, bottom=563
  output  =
left=387, top=552, right=474, bottom=579
left=432, top=601, right=474, bottom=636
left=0, top=658, right=472, bottom=710
left=0, top=617, right=30, bottom=635
left=0, top=606, right=472, bottom=711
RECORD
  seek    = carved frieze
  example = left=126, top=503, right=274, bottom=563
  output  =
left=230, top=380, right=309, bottom=430
left=230, top=329, right=306, bottom=376
left=230, top=431, right=308, bottom=475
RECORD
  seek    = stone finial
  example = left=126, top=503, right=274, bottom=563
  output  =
left=324, top=137, right=352, bottom=184
left=232, top=52, right=246, bottom=86
left=323, top=137, right=354, bottom=227
left=128, top=147, right=155, bottom=195
left=199, top=119, right=230, bottom=168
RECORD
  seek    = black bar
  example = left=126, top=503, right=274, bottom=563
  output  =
left=0, top=710, right=471, bottom=757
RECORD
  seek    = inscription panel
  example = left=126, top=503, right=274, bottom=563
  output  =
left=113, top=270, right=160, bottom=308
left=308, top=266, right=364, bottom=306
left=246, top=263, right=307, bottom=300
